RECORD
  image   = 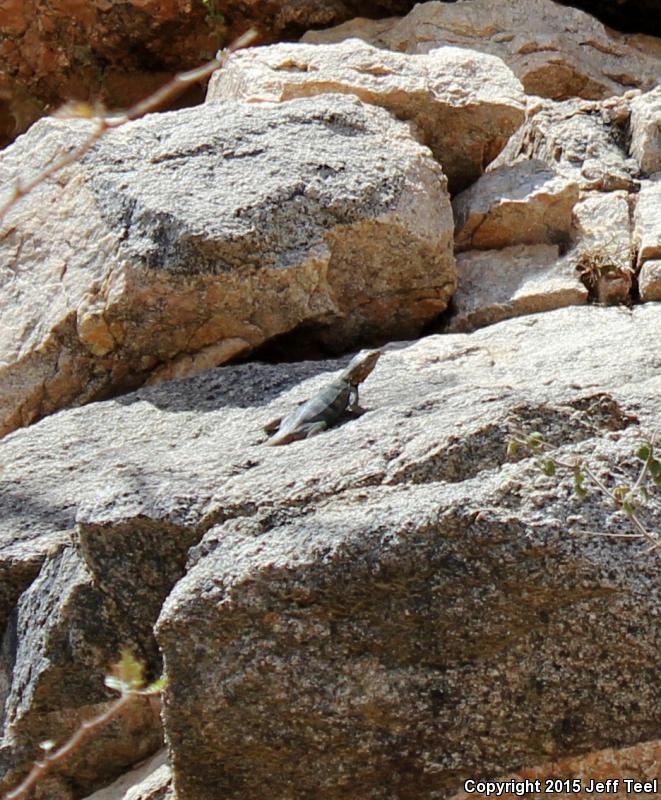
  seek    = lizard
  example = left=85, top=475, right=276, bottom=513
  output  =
left=264, top=349, right=381, bottom=446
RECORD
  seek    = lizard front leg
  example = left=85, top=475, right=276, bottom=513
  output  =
left=348, top=384, right=360, bottom=411
left=263, top=416, right=283, bottom=434
left=302, top=421, right=329, bottom=438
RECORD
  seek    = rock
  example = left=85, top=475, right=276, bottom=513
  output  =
left=489, top=96, right=640, bottom=193
left=3, top=303, right=659, bottom=797
left=448, top=739, right=661, bottom=800
left=448, top=244, right=587, bottom=332
left=0, top=0, right=215, bottom=148
left=157, top=438, right=658, bottom=799
left=571, top=191, right=633, bottom=305
left=452, top=160, right=578, bottom=252
left=82, top=749, right=172, bottom=800
left=0, top=543, right=162, bottom=797
left=0, top=0, right=421, bottom=147
left=638, top=260, right=661, bottom=301
left=302, top=0, right=661, bottom=100
left=208, top=39, right=527, bottom=194
left=629, top=87, right=661, bottom=175
left=0, top=94, right=455, bottom=438
left=633, top=176, right=661, bottom=265
left=483, top=96, right=653, bottom=308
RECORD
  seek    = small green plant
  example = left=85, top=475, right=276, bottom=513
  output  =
left=508, top=431, right=660, bottom=553
left=3, top=651, right=166, bottom=800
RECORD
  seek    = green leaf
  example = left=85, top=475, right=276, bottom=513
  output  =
left=542, top=459, right=556, bottom=477
left=119, top=650, right=146, bottom=689
left=649, top=459, right=661, bottom=483
left=612, top=485, right=630, bottom=505
left=527, top=432, right=544, bottom=451
left=573, top=469, right=588, bottom=499
left=106, top=650, right=147, bottom=694
left=637, top=443, right=651, bottom=461
left=143, top=676, right=168, bottom=695
left=506, top=439, right=519, bottom=457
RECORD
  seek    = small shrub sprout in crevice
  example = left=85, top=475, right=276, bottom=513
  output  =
left=508, top=430, right=660, bottom=554
left=2, top=651, right=166, bottom=800
left=574, top=245, right=634, bottom=306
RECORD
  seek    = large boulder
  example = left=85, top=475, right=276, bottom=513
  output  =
left=208, top=39, right=527, bottom=194
left=448, top=739, right=661, bottom=800
left=0, top=93, right=454, bottom=438
left=570, top=191, right=634, bottom=305
left=452, top=160, right=579, bottom=252
left=303, top=0, right=661, bottom=101
left=1, top=304, right=658, bottom=798
left=0, top=0, right=421, bottom=148
left=487, top=95, right=640, bottom=193
left=629, top=87, right=661, bottom=175
left=158, top=449, right=658, bottom=800
left=448, top=244, right=587, bottom=332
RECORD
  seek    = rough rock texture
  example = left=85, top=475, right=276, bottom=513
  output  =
left=638, top=260, right=661, bottom=301
left=448, top=244, right=587, bottom=332
left=0, top=0, right=216, bottom=149
left=83, top=750, right=172, bottom=800
left=483, top=94, right=648, bottom=309
left=446, top=88, right=655, bottom=314
left=489, top=96, right=640, bottom=193
left=207, top=39, right=526, bottom=194
left=633, top=177, right=661, bottom=266
left=2, top=0, right=660, bottom=151
left=0, top=93, right=454, bottom=438
left=2, top=304, right=658, bottom=798
left=452, top=160, right=578, bottom=252
left=0, top=542, right=164, bottom=797
left=629, top=87, right=661, bottom=175
left=449, top=739, right=661, bottom=800
left=0, top=0, right=420, bottom=148
left=302, top=0, right=661, bottom=101
left=570, top=192, right=633, bottom=305
left=158, top=463, right=658, bottom=800
left=151, top=304, right=660, bottom=800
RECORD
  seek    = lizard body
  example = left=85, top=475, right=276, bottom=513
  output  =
left=265, top=349, right=381, bottom=446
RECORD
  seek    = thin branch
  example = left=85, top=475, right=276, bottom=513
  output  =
left=509, top=429, right=660, bottom=553
left=0, top=28, right=257, bottom=222
left=631, top=432, right=656, bottom=495
left=626, top=512, right=660, bottom=552
left=4, top=693, right=134, bottom=800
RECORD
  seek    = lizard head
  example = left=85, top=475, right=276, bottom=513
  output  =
left=344, top=348, right=381, bottom=385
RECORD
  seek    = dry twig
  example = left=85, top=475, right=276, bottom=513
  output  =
left=2, top=651, right=166, bottom=800
left=0, top=29, right=257, bottom=222
left=4, top=694, right=134, bottom=800
left=508, top=430, right=660, bottom=554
